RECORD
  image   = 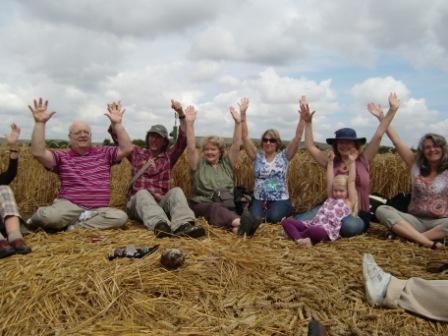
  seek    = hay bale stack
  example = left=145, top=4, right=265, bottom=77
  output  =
left=4, top=146, right=411, bottom=215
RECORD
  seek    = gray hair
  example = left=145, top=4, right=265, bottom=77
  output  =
left=416, top=133, right=448, bottom=176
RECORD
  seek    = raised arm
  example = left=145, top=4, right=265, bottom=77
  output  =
left=185, top=105, right=199, bottom=170
left=29, top=98, right=57, bottom=169
left=104, top=101, right=133, bottom=161
left=300, top=96, right=328, bottom=167
left=171, top=99, right=187, bottom=132
left=286, top=98, right=306, bottom=160
left=347, top=149, right=358, bottom=209
left=326, top=151, right=335, bottom=198
left=240, top=97, right=258, bottom=161
left=0, top=123, right=20, bottom=184
left=367, top=99, right=415, bottom=168
left=228, top=105, right=242, bottom=168
left=363, top=92, right=400, bottom=162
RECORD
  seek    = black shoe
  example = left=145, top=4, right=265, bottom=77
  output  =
left=174, top=223, right=206, bottom=238
left=153, top=221, right=172, bottom=238
left=307, top=319, right=328, bottom=336
left=238, top=210, right=258, bottom=237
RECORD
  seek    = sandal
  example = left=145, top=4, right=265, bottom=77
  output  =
left=426, top=260, right=448, bottom=273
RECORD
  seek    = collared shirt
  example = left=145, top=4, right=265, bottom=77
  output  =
left=128, top=128, right=186, bottom=198
left=50, top=146, right=120, bottom=209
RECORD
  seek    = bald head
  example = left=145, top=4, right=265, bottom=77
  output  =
left=68, top=120, right=92, bottom=153
left=69, top=121, right=91, bottom=135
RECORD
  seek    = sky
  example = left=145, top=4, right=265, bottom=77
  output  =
left=1, top=0, right=447, bottom=147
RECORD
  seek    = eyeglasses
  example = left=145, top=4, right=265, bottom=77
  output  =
left=262, top=138, right=277, bottom=144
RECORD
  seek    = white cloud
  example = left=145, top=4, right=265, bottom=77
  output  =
left=0, top=0, right=447, bottom=147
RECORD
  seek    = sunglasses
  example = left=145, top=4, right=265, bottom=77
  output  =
left=262, top=137, right=277, bottom=144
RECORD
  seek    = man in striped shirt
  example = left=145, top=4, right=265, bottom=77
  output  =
left=26, top=98, right=133, bottom=231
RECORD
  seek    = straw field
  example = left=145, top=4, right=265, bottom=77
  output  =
left=1, top=147, right=447, bottom=336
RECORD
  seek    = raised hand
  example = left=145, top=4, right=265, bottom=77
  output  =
left=184, top=105, right=197, bottom=123
left=28, top=98, right=55, bottom=123
left=171, top=99, right=184, bottom=116
left=6, top=123, right=21, bottom=147
left=105, top=101, right=125, bottom=125
left=388, top=92, right=400, bottom=111
left=327, top=150, right=335, bottom=163
left=229, top=106, right=241, bottom=123
left=367, top=102, right=384, bottom=121
left=238, top=97, right=249, bottom=118
left=299, top=95, right=315, bottom=123
left=348, top=148, right=359, bottom=162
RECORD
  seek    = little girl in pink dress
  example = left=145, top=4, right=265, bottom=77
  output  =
left=282, top=151, right=358, bottom=247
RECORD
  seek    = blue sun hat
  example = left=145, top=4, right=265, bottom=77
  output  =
left=326, top=128, right=366, bottom=145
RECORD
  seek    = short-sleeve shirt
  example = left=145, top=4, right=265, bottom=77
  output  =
left=51, top=146, right=120, bottom=209
left=408, top=165, right=448, bottom=218
left=333, top=154, right=370, bottom=212
left=303, top=197, right=350, bottom=241
left=254, top=150, right=289, bottom=201
left=191, top=155, right=234, bottom=204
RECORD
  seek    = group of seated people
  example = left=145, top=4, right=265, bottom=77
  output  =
left=1, top=93, right=447, bottom=251
left=0, top=93, right=447, bottom=323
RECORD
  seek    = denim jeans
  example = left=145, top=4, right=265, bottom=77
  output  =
left=250, top=199, right=293, bottom=223
left=294, top=205, right=369, bottom=237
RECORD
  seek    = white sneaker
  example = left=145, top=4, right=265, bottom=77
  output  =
left=362, top=253, right=391, bottom=306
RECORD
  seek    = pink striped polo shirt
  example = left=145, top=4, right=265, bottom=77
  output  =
left=50, top=146, right=120, bottom=209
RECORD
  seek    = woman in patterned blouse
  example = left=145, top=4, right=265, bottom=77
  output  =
left=241, top=97, right=305, bottom=223
left=375, top=131, right=448, bottom=250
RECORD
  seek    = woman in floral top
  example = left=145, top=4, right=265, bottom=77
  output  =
left=241, top=97, right=305, bottom=223
left=375, top=131, right=448, bottom=250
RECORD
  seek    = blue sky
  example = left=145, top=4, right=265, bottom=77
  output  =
left=0, top=0, right=447, bottom=148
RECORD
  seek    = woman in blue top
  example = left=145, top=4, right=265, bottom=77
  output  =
left=241, top=97, right=305, bottom=223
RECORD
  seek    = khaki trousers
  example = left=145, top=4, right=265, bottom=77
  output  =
left=383, top=276, right=448, bottom=322
left=29, top=198, right=128, bottom=230
left=126, top=187, right=195, bottom=231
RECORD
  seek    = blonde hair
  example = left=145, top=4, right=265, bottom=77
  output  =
left=261, top=129, right=283, bottom=151
left=332, top=174, right=358, bottom=216
left=201, top=136, right=225, bottom=157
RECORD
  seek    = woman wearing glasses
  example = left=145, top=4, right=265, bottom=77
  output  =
left=241, top=97, right=305, bottom=223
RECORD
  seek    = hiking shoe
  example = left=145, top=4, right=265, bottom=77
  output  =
left=0, top=239, right=15, bottom=258
left=153, top=221, right=172, bottom=238
left=174, top=223, right=206, bottom=238
left=10, top=238, right=31, bottom=255
left=362, top=253, right=391, bottom=306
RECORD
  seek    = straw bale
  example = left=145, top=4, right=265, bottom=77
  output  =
left=1, top=222, right=447, bottom=335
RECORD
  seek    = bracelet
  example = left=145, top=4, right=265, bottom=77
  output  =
left=178, top=115, right=186, bottom=120
left=9, top=149, right=18, bottom=153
